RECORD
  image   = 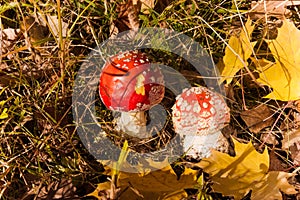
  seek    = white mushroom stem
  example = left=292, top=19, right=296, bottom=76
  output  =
left=115, top=111, right=149, bottom=138
left=182, top=131, right=227, bottom=159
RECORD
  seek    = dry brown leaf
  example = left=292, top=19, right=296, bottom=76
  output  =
left=110, top=0, right=141, bottom=37
left=46, top=15, right=69, bottom=38
left=269, top=150, right=285, bottom=171
left=196, top=138, right=296, bottom=199
left=240, top=104, right=275, bottom=133
left=0, top=61, right=53, bottom=87
left=282, top=128, right=300, bottom=149
left=289, top=144, right=300, bottom=166
left=88, top=181, right=121, bottom=200
left=249, top=0, right=300, bottom=20
left=20, top=16, right=49, bottom=43
left=37, top=178, right=78, bottom=199
left=295, top=100, right=300, bottom=113
left=279, top=101, right=300, bottom=130
left=0, top=28, right=20, bottom=59
left=260, top=132, right=279, bottom=146
left=282, top=128, right=300, bottom=165
left=251, top=171, right=297, bottom=200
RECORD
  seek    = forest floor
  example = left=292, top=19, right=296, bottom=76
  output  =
left=1, top=0, right=300, bottom=199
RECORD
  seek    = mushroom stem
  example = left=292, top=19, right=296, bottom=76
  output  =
left=182, top=131, right=227, bottom=159
left=115, top=111, right=149, bottom=138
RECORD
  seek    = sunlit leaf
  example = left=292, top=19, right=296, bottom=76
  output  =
left=219, top=18, right=257, bottom=84
left=196, top=138, right=296, bottom=199
left=0, top=108, right=8, bottom=120
left=256, top=19, right=300, bottom=101
left=90, top=161, right=198, bottom=199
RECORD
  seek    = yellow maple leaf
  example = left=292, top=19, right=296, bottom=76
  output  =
left=256, top=19, right=300, bottom=101
left=101, top=156, right=171, bottom=175
left=196, top=138, right=296, bottom=199
left=90, top=162, right=197, bottom=199
left=219, top=18, right=257, bottom=84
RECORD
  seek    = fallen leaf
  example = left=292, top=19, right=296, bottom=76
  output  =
left=240, top=104, right=275, bottom=133
left=88, top=181, right=121, bottom=200
left=269, top=150, right=285, bottom=171
left=37, top=178, right=78, bottom=199
left=196, top=138, right=296, bottom=199
left=101, top=155, right=171, bottom=175
left=46, top=15, right=69, bottom=38
left=279, top=101, right=300, bottom=130
left=289, top=144, right=300, bottom=166
left=295, top=100, right=300, bottom=112
left=282, top=128, right=300, bottom=149
left=110, top=0, right=141, bottom=37
left=20, top=16, right=49, bottom=43
left=0, top=28, right=20, bottom=59
left=260, top=132, right=279, bottom=146
left=249, top=0, right=300, bottom=20
left=256, top=19, right=300, bottom=100
left=219, top=18, right=257, bottom=84
left=282, top=128, right=300, bottom=165
left=251, top=171, right=296, bottom=200
left=90, top=163, right=197, bottom=199
left=140, top=0, right=155, bottom=14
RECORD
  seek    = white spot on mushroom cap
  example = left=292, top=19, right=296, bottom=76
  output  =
left=186, top=89, right=191, bottom=96
left=176, top=96, right=183, bottom=106
left=193, top=103, right=200, bottom=113
left=181, top=100, right=188, bottom=109
left=122, top=64, right=129, bottom=70
left=202, top=102, right=208, bottom=108
left=186, top=105, right=192, bottom=111
left=123, top=58, right=131, bottom=63
left=210, top=107, right=216, bottom=115
left=117, top=53, right=125, bottom=59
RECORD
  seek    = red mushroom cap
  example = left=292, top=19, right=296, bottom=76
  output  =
left=99, top=50, right=165, bottom=112
left=172, top=87, right=230, bottom=136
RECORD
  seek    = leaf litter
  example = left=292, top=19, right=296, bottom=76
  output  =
left=196, top=138, right=297, bottom=200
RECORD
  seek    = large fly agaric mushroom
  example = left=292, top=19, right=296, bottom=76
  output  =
left=172, top=86, right=230, bottom=159
left=99, top=50, right=165, bottom=138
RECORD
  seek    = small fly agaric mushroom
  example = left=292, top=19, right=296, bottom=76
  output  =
left=99, top=50, right=165, bottom=138
left=172, top=86, right=230, bottom=159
